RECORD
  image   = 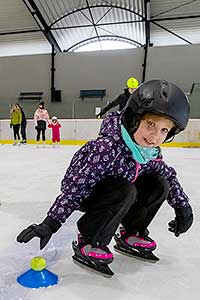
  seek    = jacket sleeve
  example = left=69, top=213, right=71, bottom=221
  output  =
left=10, top=113, right=13, bottom=125
left=100, top=95, right=122, bottom=116
left=34, top=110, right=38, bottom=125
left=45, top=110, right=50, bottom=123
left=47, top=137, right=117, bottom=223
left=143, top=160, right=190, bottom=208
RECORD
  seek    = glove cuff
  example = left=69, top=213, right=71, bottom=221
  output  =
left=43, top=216, right=61, bottom=233
left=174, top=205, right=193, bottom=218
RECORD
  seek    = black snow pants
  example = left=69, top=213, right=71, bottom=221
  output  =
left=13, top=124, right=20, bottom=140
left=21, top=121, right=27, bottom=141
left=35, top=120, right=46, bottom=141
left=77, top=174, right=170, bottom=246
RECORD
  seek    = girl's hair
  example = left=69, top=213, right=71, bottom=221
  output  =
left=15, top=103, right=21, bottom=108
left=15, top=103, right=23, bottom=112
left=10, top=104, right=21, bottom=113
left=38, top=101, right=45, bottom=109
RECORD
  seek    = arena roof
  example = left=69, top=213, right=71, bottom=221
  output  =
left=0, top=0, right=200, bottom=56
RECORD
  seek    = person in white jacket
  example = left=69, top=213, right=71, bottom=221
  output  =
left=34, top=101, right=50, bottom=144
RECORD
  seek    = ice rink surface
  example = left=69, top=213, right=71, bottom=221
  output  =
left=0, top=144, right=199, bottom=300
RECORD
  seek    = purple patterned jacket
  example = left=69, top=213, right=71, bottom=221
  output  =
left=48, top=112, right=190, bottom=224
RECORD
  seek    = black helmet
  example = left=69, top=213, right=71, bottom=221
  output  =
left=121, top=79, right=190, bottom=140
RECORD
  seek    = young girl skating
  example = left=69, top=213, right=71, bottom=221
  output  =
left=48, top=116, right=61, bottom=146
left=17, top=80, right=193, bottom=277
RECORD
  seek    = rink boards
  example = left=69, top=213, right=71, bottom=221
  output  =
left=0, top=118, right=200, bottom=147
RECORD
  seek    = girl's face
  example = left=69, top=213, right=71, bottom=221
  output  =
left=133, top=114, right=174, bottom=147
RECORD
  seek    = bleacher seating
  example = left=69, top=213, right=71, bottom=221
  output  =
left=80, top=89, right=106, bottom=100
left=18, top=92, right=43, bottom=102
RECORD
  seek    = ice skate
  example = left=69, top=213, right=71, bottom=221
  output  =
left=20, top=140, right=27, bottom=145
left=72, top=234, right=114, bottom=277
left=114, top=227, right=159, bottom=262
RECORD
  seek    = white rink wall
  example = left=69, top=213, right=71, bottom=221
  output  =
left=0, top=119, right=102, bottom=142
left=169, top=119, right=200, bottom=144
left=0, top=119, right=200, bottom=145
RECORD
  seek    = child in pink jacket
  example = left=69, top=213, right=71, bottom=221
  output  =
left=48, top=116, right=61, bottom=146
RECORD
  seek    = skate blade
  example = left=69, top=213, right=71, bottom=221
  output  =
left=72, top=255, right=114, bottom=278
left=113, top=245, right=159, bottom=263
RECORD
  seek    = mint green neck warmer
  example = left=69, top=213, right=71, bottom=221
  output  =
left=121, top=124, right=159, bottom=164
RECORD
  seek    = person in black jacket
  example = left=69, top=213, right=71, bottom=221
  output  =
left=97, top=77, right=139, bottom=118
left=15, top=103, right=27, bottom=144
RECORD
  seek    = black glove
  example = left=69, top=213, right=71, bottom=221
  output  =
left=17, top=216, right=61, bottom=250
left=168, top=206, right=193, bottom=237
left=10, top=124, right=12, bottom=128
